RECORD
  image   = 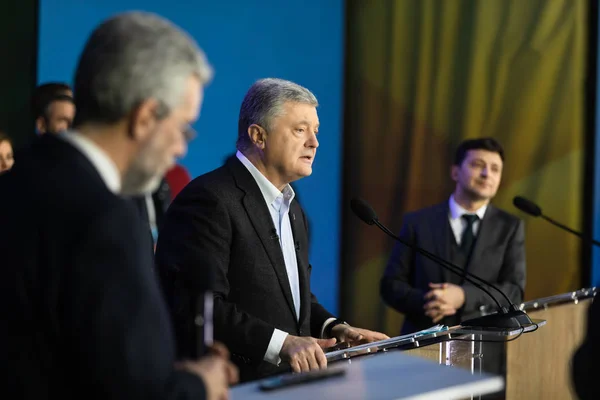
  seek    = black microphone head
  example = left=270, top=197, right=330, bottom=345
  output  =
left=513, top=196, right=542, bottom=217
left=350, top=198, right=378, bottom=225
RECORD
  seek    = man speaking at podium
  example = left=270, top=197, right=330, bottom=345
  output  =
left=156, top=78, right=388, bottom=382
left=381, top=138, right=526, bottom=333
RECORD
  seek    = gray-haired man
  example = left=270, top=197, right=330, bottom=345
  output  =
left=156, top=78, right=389, bottom=382
left=0, top=11, right=236, bottom=400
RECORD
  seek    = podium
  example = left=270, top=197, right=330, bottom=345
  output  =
left=232, top=350, right=504, bottom=399
left=230, top=318, right=549, bottom=399
left=405, top=322, right=544, bottom=399
left=322, top=321, right=542, bottom=399
left=231, top=287, right=595, bottom=399
left=505, top=288, right=596, bottom=399
left=402, top=287, right=595, bottom=399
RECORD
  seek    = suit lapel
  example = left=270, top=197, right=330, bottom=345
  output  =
left=289, top=201, right=310, bottom=326
left=228, top=157, right=298, bottom=320
left=431, top=202, right=451, bottom=283
left=466, top=205, right=497, bottom=274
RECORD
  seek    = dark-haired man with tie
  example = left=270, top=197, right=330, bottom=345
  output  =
left=381, top=138, right=526, bottom=334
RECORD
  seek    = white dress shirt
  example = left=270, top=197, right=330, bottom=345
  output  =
left=59, top=130, right=121, bottom=194
left=448, top=195, right=488, bottom=244
left=236, top=151, right=334, bottom=366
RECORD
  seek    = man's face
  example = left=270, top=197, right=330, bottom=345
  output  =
left=261, top=102, right=319, bottom=185
left=452, top=149, right=503, bottom=201
left=0, top=140, right=14, bottom=173
left=121, top=75, right=202, bottom=195
left=38, top=100, right=75, bottom=134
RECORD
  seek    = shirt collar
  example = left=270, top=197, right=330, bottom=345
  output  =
left=449, top=194, right=487, bottom=221
left=236, top=151, right=295, bottom=207
left=59, top=130, right=121, bottom=194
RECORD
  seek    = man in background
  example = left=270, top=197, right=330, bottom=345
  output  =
left=381, top=138, right=526, bottom=334
left=0, top=12, right=236, bottom=399
left=34, top=94, right=75, bottom=135
left=32, top=82, right=73, bottom=99
left=32, top=82, right=75, bottom=135
left=0, top=130, right=14, bottom=173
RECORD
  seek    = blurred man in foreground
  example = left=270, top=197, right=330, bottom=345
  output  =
left=0, top=12, right=236, bottom=400
left=156, top=78, right=388, bottom=382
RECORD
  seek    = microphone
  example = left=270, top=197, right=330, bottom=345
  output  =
left=513, top=196, right=600, bottom=247
left=187, top=264, right=216, bottom=358
left=351, top=198, right=532, bottom=329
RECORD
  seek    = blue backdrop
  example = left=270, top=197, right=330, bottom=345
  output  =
left=594, top=4, right=600, bottom=289
left=38, top=1, right=344, bottom=313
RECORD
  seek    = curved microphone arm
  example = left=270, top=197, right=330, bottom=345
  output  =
left=541, top=215, right=600, bottom=247
left=373, top=219, right=507, bottom=312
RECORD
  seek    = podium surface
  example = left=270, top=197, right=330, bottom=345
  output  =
left=231, top=351, right=503, bottom=399
left=325, top=321, right=543, bottom=365
left=506, top=288, right=595, bottom=399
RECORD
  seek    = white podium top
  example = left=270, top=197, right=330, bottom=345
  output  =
left=231, top=351, right=503, bottom=399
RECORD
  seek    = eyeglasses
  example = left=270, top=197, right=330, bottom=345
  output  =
left=149, top=102, right=197, bottom=142
left=182, top=124, right=197, bottom=142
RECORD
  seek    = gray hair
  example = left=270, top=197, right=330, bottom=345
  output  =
left=73, top=11, right=212, bottom=126
left=237, top=78, right=318, bottom=152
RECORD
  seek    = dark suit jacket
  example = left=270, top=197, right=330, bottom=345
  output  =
left=0, top=134, right=206, bottom=400
left=155, top=156, right=334, bottom=382
left=380, top=201, right=526, bottom=334
left=572, top=297, right=600, bottom=399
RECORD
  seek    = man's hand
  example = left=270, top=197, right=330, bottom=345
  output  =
left=175, top=341, right=239, bottom=400
left=280, top=335, right=336, bottom=373
left=423, top=301, right=457, bottom=323
left=208, top=342, right=240, bottom=386
left=330, top=325, right=390, bottom=347
left=425, top=283, right=465, bottom=309
left=423, top=283, right=465, bottom=323
left=176, top=356, right=237, bottom=400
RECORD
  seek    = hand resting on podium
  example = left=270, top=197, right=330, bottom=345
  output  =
left=326, top=326, right=390, bottom=358
left=330, top=325, right=390, bottom=346
left=280, top=335, right=336, bottom=373
left=280, top=326, right=389, bottom=373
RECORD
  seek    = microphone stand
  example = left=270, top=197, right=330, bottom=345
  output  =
left=373, top=219, right=533, bottom=329
left=540, top=215, right=600, bottom=247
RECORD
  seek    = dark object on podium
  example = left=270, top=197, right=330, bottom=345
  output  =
left=259, top=367, right=346, bottom=391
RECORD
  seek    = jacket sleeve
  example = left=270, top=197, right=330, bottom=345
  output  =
left=380, top=215, right=427, bottom=319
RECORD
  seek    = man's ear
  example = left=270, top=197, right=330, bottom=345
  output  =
left=35, top=116, right=46, bottom=134
left=248, top=124, right=267, bottom=149
left=451, top=165, right=459, bottom=182
left=128, top=98, right=161, bottom=141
